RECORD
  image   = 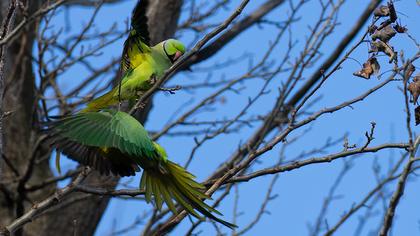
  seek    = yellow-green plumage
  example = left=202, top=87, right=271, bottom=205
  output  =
left=81, top=54, right=156, bottom=112
left=81, top=0, right=185, bottom=112
left=46, top=0, right=235, bottom=228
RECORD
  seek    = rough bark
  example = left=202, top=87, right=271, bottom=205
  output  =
left=147, top=0, right=183, bottom=45
left=0, top=0, right=54, bottom=231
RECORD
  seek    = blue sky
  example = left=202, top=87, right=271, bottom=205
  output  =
left=41, top=0, right=420, bottom=235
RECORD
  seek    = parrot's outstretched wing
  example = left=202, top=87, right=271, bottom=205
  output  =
left=52, top=138, right=140, bottom=176
left=130, top=0, right=151, bottom=46
left=45, top=110, right=158, bottom=176
left=120, top=0, right=151, bottom=75
left=48, top=110, right=156, bottom=157
left=45, top=110, right=236, bottom=228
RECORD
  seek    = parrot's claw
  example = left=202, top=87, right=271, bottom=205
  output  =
left=149, top=75, right=157, bottom=85
left=135, top=102, right=146, bottom=110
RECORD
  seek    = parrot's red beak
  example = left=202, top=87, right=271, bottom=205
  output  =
left=173, top=51, right=183, bottom=61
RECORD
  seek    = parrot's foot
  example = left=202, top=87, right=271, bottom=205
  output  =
left=149, top=75, right=157, bottom=85
left=134, top=101, right=146, bottom=110
left=159, top=85, right=182, bottom=94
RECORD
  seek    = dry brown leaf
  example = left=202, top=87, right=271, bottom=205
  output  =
left=353, top=57, right=380, bottom=79
left=415, top=106, right=420, bottom=126
left=371, top=25, right=396, bottom=42
left=369, top=41, right=397, bottom=63
left=408, top=75, right=420, bottom=104
left=388, top=1, right=397, bottom=22
left=368, top=25, right=378, bottom=35
left=374, top=5, right=389, bottom=18
left=370, top=57, right=381, bottom=75
left=404, top=61, right=415, bottom=79
left=394, top=24, right=408, bottom=33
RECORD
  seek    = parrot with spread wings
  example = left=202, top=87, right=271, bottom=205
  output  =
left=47, top=110, right=236, bottom=228
left=81, top=0, right=185, bottom=112
left=46, top=0, right=236, bottom=229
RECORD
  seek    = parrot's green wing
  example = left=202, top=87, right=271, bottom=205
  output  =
left=130, top=0, right=150, bottom=46
left=46, top=110, right=237, bottom=228
left=120, top=0, right=151, bottom=75
left=52, top=138, right=140, bottom=176
left=50, top=110, right=157, bottom=157
left=46, top=110, right=158, bottom=176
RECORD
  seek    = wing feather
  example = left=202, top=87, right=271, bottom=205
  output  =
left=46, top=111, right=154, bottom=176
left=131, top=0, right=150, bottom=45
left=51, top=111, right=154, bottom=156
left=120, top=0, right=151, bottom=76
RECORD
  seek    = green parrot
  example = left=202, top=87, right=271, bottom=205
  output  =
left=46, top=110, right=236, bottom=228
left=82, top=0, right=185, bottom=112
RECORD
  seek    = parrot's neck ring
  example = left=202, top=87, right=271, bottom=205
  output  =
left=163, top=41, right=174, bottom=63
left=163, top=41, right=169, bottom=57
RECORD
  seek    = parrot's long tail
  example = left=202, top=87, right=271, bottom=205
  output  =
left=80, top=90, right=116, bottom=113
left=140, top=160, right=236, bottom=229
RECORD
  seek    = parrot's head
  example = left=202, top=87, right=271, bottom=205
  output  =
left=162, top=39, right=185, bottom=63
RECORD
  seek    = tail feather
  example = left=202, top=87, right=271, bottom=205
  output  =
left=140, top=161, right=237, bottom=229
left=158, top=178, right=178, bottom=213
left=81, top=90, right=116, bottom=113
left=152, top=178, right=164, bottom=210
left=169, top=184, right=204, bottom=220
